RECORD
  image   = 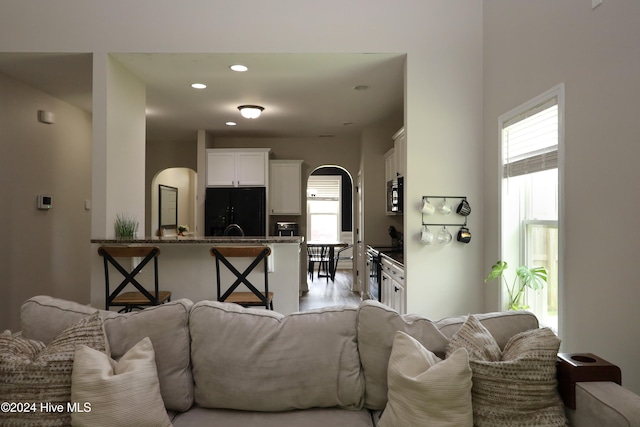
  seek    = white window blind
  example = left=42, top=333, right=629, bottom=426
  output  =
left=307, top=176, right=341, bottom=199
left=503, top=98, right=558, bottom=178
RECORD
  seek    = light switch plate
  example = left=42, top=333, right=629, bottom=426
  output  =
left=592, top=0, right=602, bottom=9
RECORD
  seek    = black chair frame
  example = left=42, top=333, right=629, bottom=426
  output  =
left=211, top=246, right=273, bottom=310
left=99, top=246, right=167, bottom=312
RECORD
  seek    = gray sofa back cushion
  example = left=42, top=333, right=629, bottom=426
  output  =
left=20, top=295, right=194, bottom=412
left=356, top=300, right=539, bottom=410
left=190, top=301, right=365, bottom=412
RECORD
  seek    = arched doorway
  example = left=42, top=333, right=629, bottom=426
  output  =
left=150, top=167, right=197, bottom=236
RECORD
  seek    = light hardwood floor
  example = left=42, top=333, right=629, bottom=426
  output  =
left=299, top=269, right=362, bottom=311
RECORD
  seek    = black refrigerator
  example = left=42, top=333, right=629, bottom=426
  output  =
left=204, top=187, right=266, bottom=236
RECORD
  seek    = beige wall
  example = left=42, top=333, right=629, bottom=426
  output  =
left=483, top=1, right=640, bottom=393
left=0, top=73, right=92, bottom=331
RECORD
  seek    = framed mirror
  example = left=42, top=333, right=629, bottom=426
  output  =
left=159, top=185, right=178, bottom=230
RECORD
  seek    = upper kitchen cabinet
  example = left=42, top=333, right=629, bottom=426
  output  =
left=206, top=148, right=270, bottom=187
left=384, top=148, right=396, bottom=183
left=393, top=127, right=406, bottom=178
left=270, top=160, right=303, bottom=215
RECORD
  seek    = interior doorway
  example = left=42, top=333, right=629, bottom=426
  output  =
left=150, top=167, right=197, bottom=236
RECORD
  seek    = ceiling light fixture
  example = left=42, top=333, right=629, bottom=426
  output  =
left=354, top=85, right=370, bottom=91
left=230, top=64, right=248, bottom=72
left=238, top=105, right=264, bottom=119
left=225, top=121, right=237, bottom=126
left=191, top=83, right=207, bottom=89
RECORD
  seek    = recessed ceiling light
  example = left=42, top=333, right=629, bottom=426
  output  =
left=226, top=121, right=237, bottom=126
left=230, top=64, right=248, bottom=72
left=191, top=83, right=207, bottom=89
left=343, top=122, right=354, bottom=126
left=318, top=134, right=335, bottom=138
left=354, top=85, right=370, bottom=91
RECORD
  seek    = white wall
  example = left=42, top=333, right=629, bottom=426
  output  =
left=0, top=1, right=484, bottom=322
left=0, top=73, right=92, bottom=331
left=483, top=1, right=640, bottom=394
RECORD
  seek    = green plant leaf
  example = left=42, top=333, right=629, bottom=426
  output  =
left=515, top=265, right=548, bottom=291
left=485, top=260, right=508, bottom=282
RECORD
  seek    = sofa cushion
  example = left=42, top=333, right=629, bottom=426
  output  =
left=0, top=312, right=107, bottom=427
left=171, top=407, right=374, bottom=427
left=20, top=295, right=194, bottom=412
left=189, top=301, right=365, bottom=411
left=378, top=331, right=473, bottom=427
left=446, top=315, right=567, bottom=426
left=71, top=337, right=173, bottom=427
left=356, top=300, right=539, bottom=410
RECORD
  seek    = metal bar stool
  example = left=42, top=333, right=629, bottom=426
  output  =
left=210, top=246, right=273, bottom=310
left=98, top=245, right=172, bottom=313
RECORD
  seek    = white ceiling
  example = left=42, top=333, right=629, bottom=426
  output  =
left=0, top=52, right=405, bottom=141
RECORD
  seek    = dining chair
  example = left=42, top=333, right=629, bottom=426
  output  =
left=210, top=246, right=273, bottom=310
left=306, top=245, right=330, bottom=282
left=98, top=245, right=172, bottom=313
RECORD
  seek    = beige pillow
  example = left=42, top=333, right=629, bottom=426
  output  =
left=0, top=312, right=107, bottom=427
left=446, top=315, right=567, bottom=427
left=71, top=337, right=172, bottom=427
left=378, top=331, right=473, bottom=427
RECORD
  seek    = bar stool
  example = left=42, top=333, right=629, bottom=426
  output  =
left=210, top=246, right=273, bottom=310
left=98, top=246, right=172, bottom=313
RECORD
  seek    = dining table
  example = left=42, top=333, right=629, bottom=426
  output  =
left=306, top=241, right=349, bottom=281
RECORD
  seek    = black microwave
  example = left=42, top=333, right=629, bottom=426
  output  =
left=386, top=176, right=403, bottom=215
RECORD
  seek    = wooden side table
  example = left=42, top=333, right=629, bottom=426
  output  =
left=557, top=353, right=622, bottom=409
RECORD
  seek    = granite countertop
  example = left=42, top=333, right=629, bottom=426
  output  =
left=380, top=250, right=404, bottom=266
left=91, top=235, right=304, bottom=244
left=367, top=245, right=404, bottom=267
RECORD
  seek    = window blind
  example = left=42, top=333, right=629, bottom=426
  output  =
left=307, top=176, right=341, bottom=199
left=503, top=98, right=558, bottom=178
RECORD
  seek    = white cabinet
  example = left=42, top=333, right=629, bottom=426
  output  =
left=380, top=256, right=405, bottom=314
left=270, top=160, right=303, bottom=215
left=384, top=148, right=396, bottom=183
left=206, top=149, right=270, bottom=187
left=393, top=127, right=406, bottom=178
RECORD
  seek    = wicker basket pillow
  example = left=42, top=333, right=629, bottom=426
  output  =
left=0, top=312, right=107, bottom=427
left=446, top=315, right=567, bottom=427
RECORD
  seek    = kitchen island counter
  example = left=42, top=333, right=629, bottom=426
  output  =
left=92, top=235, right=303, bottom=244
left=91, top=236, right=303, bottom=314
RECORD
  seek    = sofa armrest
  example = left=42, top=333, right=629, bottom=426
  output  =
left=566, top=382, right=640, bottom=427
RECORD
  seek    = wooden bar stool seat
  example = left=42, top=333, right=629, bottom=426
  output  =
left=210, top=246, right=273, bottom=310
left=98, top=245, right=172, bottom=313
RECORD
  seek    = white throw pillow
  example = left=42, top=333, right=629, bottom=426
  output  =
left=378, top=331, right=473, bottom=427
left=70, top=337, right=173, bottom=427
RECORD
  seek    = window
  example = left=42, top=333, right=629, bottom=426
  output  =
left=307, top=175, right=341, bottom=242
left=499, top=85, right=563, bottom=332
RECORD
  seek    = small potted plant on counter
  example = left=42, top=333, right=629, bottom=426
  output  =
left=178, top=225, right=189, bottom=236
left=114, top=213, right=139, bottom=239
left=484, top=260, right=548, bottom=310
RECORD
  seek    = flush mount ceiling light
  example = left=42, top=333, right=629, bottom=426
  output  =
left=238, top=105, right=264, bottom=119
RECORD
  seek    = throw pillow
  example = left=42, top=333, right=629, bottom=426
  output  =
left=0, top=312, right=107, bottom=427
left=71, top=336, right=172, bottom=427
left=446, top=315, right=567, bottom=427
left=378, top=331, right=473, bottom=427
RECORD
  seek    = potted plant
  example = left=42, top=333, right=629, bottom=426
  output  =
left=484, top=260, right=548, bottom=310
left=178, top=225, right=189, bottom=236
left=114, top=213, right=139, bottom=239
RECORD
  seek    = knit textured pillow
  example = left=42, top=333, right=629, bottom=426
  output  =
left=446, top=315, right=568, bottom=427
left=0, top=312, right=108, bottom=427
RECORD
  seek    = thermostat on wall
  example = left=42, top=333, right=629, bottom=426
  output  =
left=38, top=194, right=53, bottom=210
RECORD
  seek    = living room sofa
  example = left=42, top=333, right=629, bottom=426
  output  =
left=13, top=295, right=640, bottom=427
